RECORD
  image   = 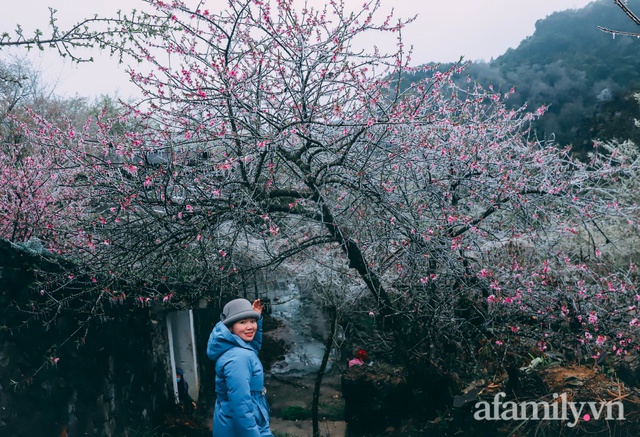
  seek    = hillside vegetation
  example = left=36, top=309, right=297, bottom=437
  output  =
left=407, top=0, right=640, bottom=155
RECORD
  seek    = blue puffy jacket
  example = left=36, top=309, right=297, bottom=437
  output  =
left=206, top=318, right=273, bottom=436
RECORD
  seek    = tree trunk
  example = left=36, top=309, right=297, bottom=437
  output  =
left=312, top=305, right=338, bottom=437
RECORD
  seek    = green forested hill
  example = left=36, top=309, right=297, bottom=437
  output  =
left=497, top=0, right=638, bottom=70
left=410, top=0, right=640, bottom=154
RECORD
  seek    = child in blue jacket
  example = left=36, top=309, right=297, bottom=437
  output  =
left=207, top=298, right=273, bottom=436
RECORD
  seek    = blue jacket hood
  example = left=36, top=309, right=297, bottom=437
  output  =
left=207, top=320, right=258, bottom=362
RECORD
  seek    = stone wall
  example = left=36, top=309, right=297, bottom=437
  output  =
left=0, top=240, right=188, bottom=436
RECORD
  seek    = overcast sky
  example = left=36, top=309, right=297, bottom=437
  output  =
left=0, top=0, right=597, bottom=100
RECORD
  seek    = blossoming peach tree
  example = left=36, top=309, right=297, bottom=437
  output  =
left=3, top=0, right=640, bottom=374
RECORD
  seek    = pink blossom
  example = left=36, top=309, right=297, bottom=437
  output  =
left=348, top=358, right=364, bottom=367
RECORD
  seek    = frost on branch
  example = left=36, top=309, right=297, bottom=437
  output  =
left=597, top=0, right=640, bottom=39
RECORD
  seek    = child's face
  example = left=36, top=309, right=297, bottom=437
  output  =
left=231, top=318, right=258, bottom=342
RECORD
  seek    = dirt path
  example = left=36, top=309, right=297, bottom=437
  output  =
left=265, top=371, right=347, bottom=437
left=270, top=417, right=347, bottom=437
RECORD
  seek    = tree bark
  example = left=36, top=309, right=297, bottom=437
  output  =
left=312, top=305, right=337, bottom=437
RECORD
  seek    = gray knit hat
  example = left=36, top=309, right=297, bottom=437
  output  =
left=220, top=298, right=260, bottom=327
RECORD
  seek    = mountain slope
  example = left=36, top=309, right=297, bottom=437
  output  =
left=409, top=0, right=640, bottom=151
